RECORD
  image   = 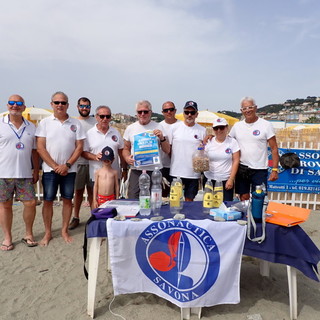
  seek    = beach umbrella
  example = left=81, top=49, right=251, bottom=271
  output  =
left=0, top=107, right=52, bottom=124
left=175, top=110, right=239, bottom=127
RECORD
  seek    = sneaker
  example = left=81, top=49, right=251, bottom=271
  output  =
left=68, top=217, right=80, bottom=230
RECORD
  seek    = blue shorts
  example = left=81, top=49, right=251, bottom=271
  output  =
left=171, top=177, right=199, bottom=200
left=235, top=168, right=268, bottom=195
left=42, top=172, right=76, bottom=201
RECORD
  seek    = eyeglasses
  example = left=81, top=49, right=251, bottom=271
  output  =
left=52, top=101, right=68, bottom=105
left=213, top=126, right=226, bottom=131
left=184, top=110, right=196, bottom=116
left=98, top=114, right=111, bottom=119
left=137, top=110, right=150, bottom=115
left=79, top=104, right=91, bottom=109
left=162, top=107, right=175, bottom=113
left=240, top=106, right=255, bottom=112
left=8, top=101, right=24, bottom=106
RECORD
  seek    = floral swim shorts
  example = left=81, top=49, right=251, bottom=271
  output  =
left=0, top=178, right=35, bottom=202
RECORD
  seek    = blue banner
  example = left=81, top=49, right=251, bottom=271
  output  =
left=268, top=148, right=320, bottom=193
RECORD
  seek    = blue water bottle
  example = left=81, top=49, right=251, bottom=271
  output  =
left=251, top=185, right=265, bottom=221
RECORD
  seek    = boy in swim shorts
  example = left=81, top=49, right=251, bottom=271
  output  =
left=93, top=146, right=119, bottom=208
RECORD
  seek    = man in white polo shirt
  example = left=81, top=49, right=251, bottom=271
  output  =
left=123, top=100, right=170, bottom=199
left=69, top=97, right=96, bottom=230
left=82, top=105, right=125, bottom=201
left=36, top=91, right=85, bottom=246
left=0, top=94, right=39, bottom=251
left=168, top=101, right=206, bottom=201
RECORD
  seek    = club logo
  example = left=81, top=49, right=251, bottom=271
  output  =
left=112, top=135, right=118, bottom=142
left=252, top=130, right=260, bottom=136
left=225, top=148, right=232, bottom=154
left=70, top=125, right=77, bottom=132
left=136, top=220, right=220, bottom=303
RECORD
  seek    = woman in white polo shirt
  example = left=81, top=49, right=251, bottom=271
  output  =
left=204, top=118, right=240, bottom=201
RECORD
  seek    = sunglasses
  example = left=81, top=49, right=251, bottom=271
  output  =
left=240, top=106, right=255, bottom=112
left=184, top=110, right=196, bottom=116
left=162, top=107, right=175, bottom=113
left=8, top=101, right=24, bottom=106
left=213, top=126, right=226, bottom=131
left=79, top=104, right=91, bottom=109
left=52, top=101, right=68, bottom=105
left=98, top=114, right=111, bottom=119
left=137, top=110, right=150, bottom=115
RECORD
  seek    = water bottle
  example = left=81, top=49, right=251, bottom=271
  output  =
left=151, top=167, right=162, bottom=216
left=203, top=180, right=214, bottom=214
left=212, top=180, right=223, bottom=208
left=251, top=185, right=266, bottom=221
left=139, top=170, right=151, bottom=216
left=176, top=176, right=183, bottom=211
left=170, top=178, right=182, bottom=214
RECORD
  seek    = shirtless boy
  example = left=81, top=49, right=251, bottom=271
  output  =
left=93, top=146, right=119, bottom=208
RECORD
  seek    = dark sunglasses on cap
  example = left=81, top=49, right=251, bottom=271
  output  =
left=213, top=126, right=226, bottom=131
left=98, top=114, right=111, bottom=119
left=52, top=101, right=68, bottom=105
left=184, top=110, right=196, bottom=116
left=8, top=101, right=24, bottom=106
left=79, top=104, right=91, bottom=109
left=137, top=110, right=150, bottom=115
left=162, top=107, right=175, bottom=113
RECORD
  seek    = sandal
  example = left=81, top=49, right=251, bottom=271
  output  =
left=1, top=243, right=14, bottom=251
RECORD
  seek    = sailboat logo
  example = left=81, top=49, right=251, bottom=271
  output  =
left=136, top=221, right=220, bottom=302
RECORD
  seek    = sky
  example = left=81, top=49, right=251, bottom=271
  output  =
left=1, top=0, right=320, bottom=117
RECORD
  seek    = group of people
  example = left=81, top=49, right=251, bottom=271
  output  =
left=0, top=93, right=279, bottom=251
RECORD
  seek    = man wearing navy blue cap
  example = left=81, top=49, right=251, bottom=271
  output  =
left=167, top=101, right=206, bottom=201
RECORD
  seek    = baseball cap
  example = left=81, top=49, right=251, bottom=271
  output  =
left=100, top=146, right=115, bottom=162
left=212, top=118, right=228, bottom=127
left=184, top=101, right=198, bottom=111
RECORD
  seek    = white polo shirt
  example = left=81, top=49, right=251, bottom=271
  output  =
left=168, top=121, right=206, bottom=179
left=0, top=115, right=36, bottom=178
left=123, top=120, right=165, bottom=171
left=229, top=117, right=275, bottom=169
left=159, top=120, right=180, bottom=168
left=77, top=116, right=96, bottom=165
left=204, top=136, right=240, bottom=181
left=84, top=124, right=124, bottom=181
left=35, top=115, right=86, bottom=173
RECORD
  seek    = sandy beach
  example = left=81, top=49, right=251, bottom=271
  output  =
left=0, top=202, right=319, bottom=320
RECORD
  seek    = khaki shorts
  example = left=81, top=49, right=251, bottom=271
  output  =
left=75, top=164, right=93, bottom=190
left=0, top=178, right=35, bottom=202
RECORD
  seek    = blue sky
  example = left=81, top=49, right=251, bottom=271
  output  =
left=0, top=0, right=319, bottom=116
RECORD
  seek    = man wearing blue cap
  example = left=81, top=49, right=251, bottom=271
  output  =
left=167, top=101, right=206, bottom=201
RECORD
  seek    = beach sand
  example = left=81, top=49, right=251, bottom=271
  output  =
left=0, top=202, right=319, bottom=320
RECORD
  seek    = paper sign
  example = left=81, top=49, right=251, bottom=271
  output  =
left=133, top=131, right=161, bottom=167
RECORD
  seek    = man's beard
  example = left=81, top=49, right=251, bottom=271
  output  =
left=78, top=109, right=90, bottom=117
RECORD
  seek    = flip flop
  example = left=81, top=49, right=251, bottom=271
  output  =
left=21, top=238, right=38, bottom=247
left=1, top=243, right=14, bottom=251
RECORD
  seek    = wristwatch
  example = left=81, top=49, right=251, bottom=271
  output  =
left=160, top=137, right=166, bottom=142
left=66, top=162, right=72, bottom=169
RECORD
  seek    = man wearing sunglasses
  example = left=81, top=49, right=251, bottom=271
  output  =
left=229, top=96, right=279, bottom=201
left=160, top=101, right=179, bottom=197
left=36, top=91, right=86, bottom=246
left=167, top=101, right=206, bottom=201
left=123, top=100, right=170, bottom=199
left=68, top=97, right=96, bottom=230
left=82, top=105, right=125, bottom=195
left=0, top=95, right=40, bottom=251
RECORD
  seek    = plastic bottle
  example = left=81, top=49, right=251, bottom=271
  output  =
left=139, top=170, right=151, bottom=216
left=176, top=176, right=183, bottom=211
left=192, top=146, right=209, bottom=173
left=170, top=178, right=182, bottom=214
left=151, top=167, right=162, bottom=216
left=212, top=180, right=224, bottom=208
left=203, top=180, right=214, bottom=214
left=251, top=185, right=266, bottom=221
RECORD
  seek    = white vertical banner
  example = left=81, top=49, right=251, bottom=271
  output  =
left=107, top=219, right=246, bottom=308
